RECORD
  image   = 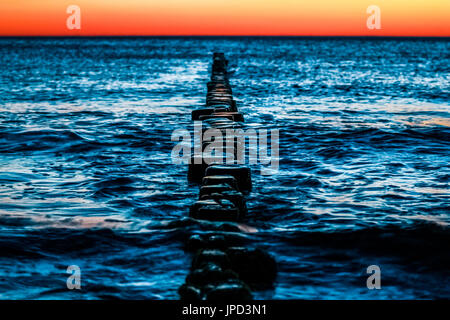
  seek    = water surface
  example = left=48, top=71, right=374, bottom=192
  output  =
left=0, top=37, right=449, bottom=299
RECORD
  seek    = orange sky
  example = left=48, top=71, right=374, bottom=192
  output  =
left=0, top=0, right=449, bottom=36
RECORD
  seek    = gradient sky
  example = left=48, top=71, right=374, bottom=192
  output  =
left=0, top=0, right=449, bottom=36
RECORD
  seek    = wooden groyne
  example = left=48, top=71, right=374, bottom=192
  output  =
left=178, top=53, right=277, bottom=301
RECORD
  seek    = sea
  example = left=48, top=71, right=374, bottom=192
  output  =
left=0, top=37, right=448, bottom=299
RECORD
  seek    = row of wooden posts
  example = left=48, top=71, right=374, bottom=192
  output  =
left=178, top=53, right=277, bottom=301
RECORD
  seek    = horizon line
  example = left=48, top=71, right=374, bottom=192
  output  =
left=1, top=35, right=449, bottom=39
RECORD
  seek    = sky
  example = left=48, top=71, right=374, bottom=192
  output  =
left=0, top=0, right=449, bottom=36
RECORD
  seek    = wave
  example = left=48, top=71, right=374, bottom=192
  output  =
left=276, top=222, right=450, bottom=268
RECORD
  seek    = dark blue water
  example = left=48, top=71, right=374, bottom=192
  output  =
left=0, top=37, right=449, bottom=299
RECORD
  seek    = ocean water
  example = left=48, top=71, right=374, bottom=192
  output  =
left=0, top=37, right=448, bottom=299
